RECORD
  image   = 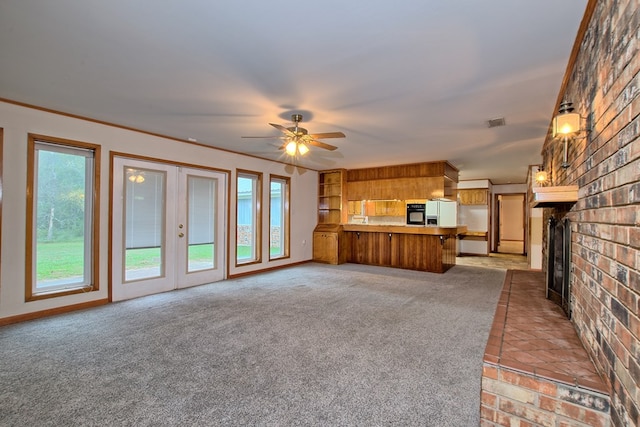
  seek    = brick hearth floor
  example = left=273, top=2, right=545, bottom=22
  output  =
left=485, top=270, right=605, bottom=390
left=481, top=270, right=611, bottom=426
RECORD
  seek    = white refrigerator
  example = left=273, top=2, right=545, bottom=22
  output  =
left=425, top=200, right=457, bottom=227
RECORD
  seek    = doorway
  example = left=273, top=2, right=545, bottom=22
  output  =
left=112, top=157, right=227, bottom=301
left=495, top=194, right=525, bottom=255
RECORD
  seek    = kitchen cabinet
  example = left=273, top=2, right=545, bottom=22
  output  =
left=345, top=161, right=459, bottom=201
left=347, top=201, right=362, bottom=215
left=373, top=200, right=405, bottom=216
left=342, top=225, right=464, bottom=273
left=347, top=231, right=396, bottom=266
left=313, top=224, right=346, bottom=264
left=459, top=189, right=488, bottom=205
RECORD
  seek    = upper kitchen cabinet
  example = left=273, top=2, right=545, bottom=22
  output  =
left=458, top=189, right=488, bottom=205
left=346, top=161, right=458, bottom=201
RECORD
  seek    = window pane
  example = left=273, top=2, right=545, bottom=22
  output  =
left=34, top=144, right=93, bottom=291
left=270, top=177, right=289, bottom=259
left=236, top=172, right=260, bottom=264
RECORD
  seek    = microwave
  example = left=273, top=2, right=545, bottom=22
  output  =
left=406, top=203, right=426, bottom=225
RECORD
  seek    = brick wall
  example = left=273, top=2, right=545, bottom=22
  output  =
left=481, top=364, right=611, bottom=427
left=540, top=1, right=640, bottom=425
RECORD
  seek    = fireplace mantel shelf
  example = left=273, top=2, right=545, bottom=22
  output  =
left=531, top=185, right=578, bottom=208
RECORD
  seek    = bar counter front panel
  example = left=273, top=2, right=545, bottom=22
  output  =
left=337, top=224, right=467, bottom=273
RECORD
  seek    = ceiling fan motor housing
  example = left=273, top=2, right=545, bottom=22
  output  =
left=242, top=113, right=342, bottom=153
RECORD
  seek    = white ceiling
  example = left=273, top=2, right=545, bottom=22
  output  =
left=0, top=1, right=587, bottom=184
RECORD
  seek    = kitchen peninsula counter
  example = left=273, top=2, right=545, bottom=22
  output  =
left=336, top=224, right=467, bottom=273
left=342, top=224, right=467, bottom=235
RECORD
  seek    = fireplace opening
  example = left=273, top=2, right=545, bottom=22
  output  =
left=546, top=216, right=571, bottom=318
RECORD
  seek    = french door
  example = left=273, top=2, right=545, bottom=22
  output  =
left=112, top=157, right=227, bottom=301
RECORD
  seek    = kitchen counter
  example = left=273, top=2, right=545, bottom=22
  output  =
left=343, top=224, right=467, bottom=236
left=335, top=224, right=467, bottom=273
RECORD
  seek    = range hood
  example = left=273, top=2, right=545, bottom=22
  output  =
left=531, top=185, right=579, bottom=208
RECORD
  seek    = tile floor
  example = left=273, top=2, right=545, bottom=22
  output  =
left=486, top=269, right=608, bottom=394
left=456, top=252, right=529, bottom=270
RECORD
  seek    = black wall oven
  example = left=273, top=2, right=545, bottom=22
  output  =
left=406, top=203, right=426, bottom=225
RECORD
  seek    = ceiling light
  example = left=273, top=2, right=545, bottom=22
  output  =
left=127, top=170, right=145, bottom=183
left=298, top=143, right=309, bottom=155
left=285, top=141, right=297, bottom=156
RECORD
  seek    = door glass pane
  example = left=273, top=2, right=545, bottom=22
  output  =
left=124, top=168, right=165, bottom=281
left=34, top=144, right=93, bottom=291
left=187, top=175, right=216, bottom=272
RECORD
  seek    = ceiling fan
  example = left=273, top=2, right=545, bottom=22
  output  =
left=242, top=114, right=345, bottom=156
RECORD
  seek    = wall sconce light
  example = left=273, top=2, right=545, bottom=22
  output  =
left=535, top=167, right=548, bottom=186
left=552, top=101, right=581, bottom=138
left=552, top=100, right=589, bottom=169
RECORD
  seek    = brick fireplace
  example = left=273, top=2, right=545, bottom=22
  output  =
left=546, top=216, right=572, bottom=318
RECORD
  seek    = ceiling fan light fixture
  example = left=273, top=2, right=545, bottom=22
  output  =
left=285, top=140, right=298, bottom=156
left=243, top=113, right=344, bottom=156
left=298, top=142, right=309, bottom=155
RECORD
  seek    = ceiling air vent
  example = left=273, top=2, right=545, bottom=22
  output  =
left=486, top=117, right=506, bottom=128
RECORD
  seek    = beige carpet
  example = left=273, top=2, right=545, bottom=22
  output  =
left=0, top=263, right=506, bottom=426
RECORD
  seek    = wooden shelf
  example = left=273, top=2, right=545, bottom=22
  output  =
left=531, top=186, right=578, bottom=208
left=317, top=170, right=346, bottom=225
left=459, top=230, right=488, bottom=241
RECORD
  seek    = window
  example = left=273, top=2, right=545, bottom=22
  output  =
left=269, top=175, right=290, bottom=260
left=236, top=170, right=261, bottom=265
left=26, top=135, right=100, bottom=300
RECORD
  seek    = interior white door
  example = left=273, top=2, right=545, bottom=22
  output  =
left=112, top=158, right=226, bottom=301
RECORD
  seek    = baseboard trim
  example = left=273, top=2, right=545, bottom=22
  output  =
left=0, top=298, right=109, bottom=326
left=228, top=260, right=312, bottom=279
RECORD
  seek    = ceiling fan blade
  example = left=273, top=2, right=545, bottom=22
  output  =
left=269, top=123, right=296, bottom=137
left=306, top=138, right=338, bottom=151
left=241, top=136, right=285, bottom=139
left=308, top=131, right=346, bottom=139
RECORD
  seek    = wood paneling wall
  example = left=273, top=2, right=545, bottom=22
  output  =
left=346, top=161, right=458, bottom=182
left=344, top=231, right=456, bottom=273
left=345, top=161, right=458, bottom=201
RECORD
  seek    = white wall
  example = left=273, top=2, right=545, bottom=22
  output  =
left=528, top=165, right=544, bottom=270
left=457, top=179, right=491, bottom=190
left=529, top=207, right=543, bottom=269
left=0, top=101, right=319, bottom=320
left=457, top=180, right=491, bottom=255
